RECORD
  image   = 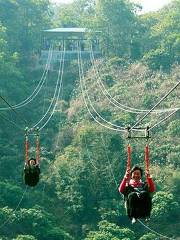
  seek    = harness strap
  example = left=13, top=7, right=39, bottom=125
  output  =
left=145, top=144, right=150, bottom=182
left=25, top=127, right=40, bottom=165
left=127, top=144, right=131, bottom=172
left=25, top=128, right=29, bottom=164
left=126, top=144, right=131, bottom=185
left=36, top=134, right=40, bottom=164
left=25, top=136, right=29, bottom=164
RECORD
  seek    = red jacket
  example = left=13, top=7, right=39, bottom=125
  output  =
left=119, top=176, right=155, bottom=193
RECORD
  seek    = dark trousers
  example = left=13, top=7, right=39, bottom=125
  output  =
left=126, top=191, right=152, bottom=219
left=24, top=172, right=40, bottom=187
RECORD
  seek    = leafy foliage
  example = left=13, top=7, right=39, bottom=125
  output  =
left=85, top=220, right=135, bottom=240
left=152, top=191, right=179, bottom=221
left=142, top=0, right=180, bottom=70
left=0, top=0, right=179, bottom=239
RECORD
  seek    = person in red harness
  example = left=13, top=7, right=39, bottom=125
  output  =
left=119, top=142, right=155, bottom=224
left=23, top=127, right=41, bottom=187
left=119, top=165, right=155, bottom=223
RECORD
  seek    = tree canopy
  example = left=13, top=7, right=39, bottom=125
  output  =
left=0, top=0, right=179, bottom=239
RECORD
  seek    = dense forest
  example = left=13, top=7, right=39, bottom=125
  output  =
left=0, top=0, right=179, bottom=239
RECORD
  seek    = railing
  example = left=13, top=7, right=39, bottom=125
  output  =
left=40, top=50, right=101, bottom=63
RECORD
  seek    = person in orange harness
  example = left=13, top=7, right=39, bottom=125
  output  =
left=23, top=127, right=41, bottom=187
left=119, top=165, right=155, bottom=224
left=24, top=158, right=40, bottom=187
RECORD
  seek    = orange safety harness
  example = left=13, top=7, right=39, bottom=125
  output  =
left=25, top=131, right=29, bottom=164
left=145, top=143, right=151, bottom=181
left=125, top=144, right=131, bottom=186
left=25, top=127, right=40, bottom=165
left=36, top=129, right=40, bottom=164
left=125, top=127, right=150, bottom=183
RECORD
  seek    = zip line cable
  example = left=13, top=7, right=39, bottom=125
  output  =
left=89, top=46, right=143, bottom=114
left=0, top=45, right=61, bottom=132
left=82, top=45, right=179, bottom=133
left=12, top=45, right=53, bottom=108
left=0, top=112, right=23, bottom=131
left=31, top=50, right=63, bottom=128
left=131, top=81, right=180, bottom=130
left=11, top=46, right=53, bottom=109
left=83, top=125, right=176, bottom=240
left=0, top=45, right=53, bottom=110
left=89, top=49, right=146, bottom=114
left=80, top=43, right=177, bottom=239
left=55, top=67, right=65, bottom=150
left=0, top=47, right=54, bottom=131
left=38, top=45, right=65, bottom=131
left=78, top=42, right=126, bottom=133
left=0, top=95, right=28, bottom=126
left=0, top=44, right=64, bottom=219
left=42, top=57, right=51, bottom=115
left=31, top=44, right=65, bottom=130
left=85, top=128, right=175, bottom=239
left=90, top=45, right=179, bottom=132
left=101, top=131, right=176, bottom=240
left=0, top=44, right=64, bottom=231
left=78, top=48, right=125, bottom=132
left=89, top=43, right=179, bottom=114
left=0, top=41, right=177, bottom=238
left=149, top=108, right=179, bottom=130
left=137, top=219, right=175, bottom=240
left=0, top=186, right=28, bottom=230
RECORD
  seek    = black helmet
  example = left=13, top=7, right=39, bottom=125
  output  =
left=28, top=158, right=36, bottom=164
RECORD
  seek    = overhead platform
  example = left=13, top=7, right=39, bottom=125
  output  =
left=39, top=27, right=101, bottom=63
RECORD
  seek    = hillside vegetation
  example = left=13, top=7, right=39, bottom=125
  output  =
left=0, top=0, right=179, bottom=239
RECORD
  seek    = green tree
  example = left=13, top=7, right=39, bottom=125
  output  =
left=166, top=120, right=180, bottom=137
left=0, top=206, right=73, bottom=240
left=13, top=235, right=37, bottom=240
left=143, top=47, right=172, bottom=71
left=85, top=220, right=135, bottom=240
left=139, top=233, right=157, bottom=240
left=0, top=0, right=51, bottom=57
left=142, top=0, right=180, bottom=70
left=0, top=22, right=20, bottom=78
left=152, top=191, right=179, bottom=221
left=95, top=0, right=140, bottom=57
left=54, top=0, right=96, bottom=27
left=53, top=124, right=125, bottom=237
